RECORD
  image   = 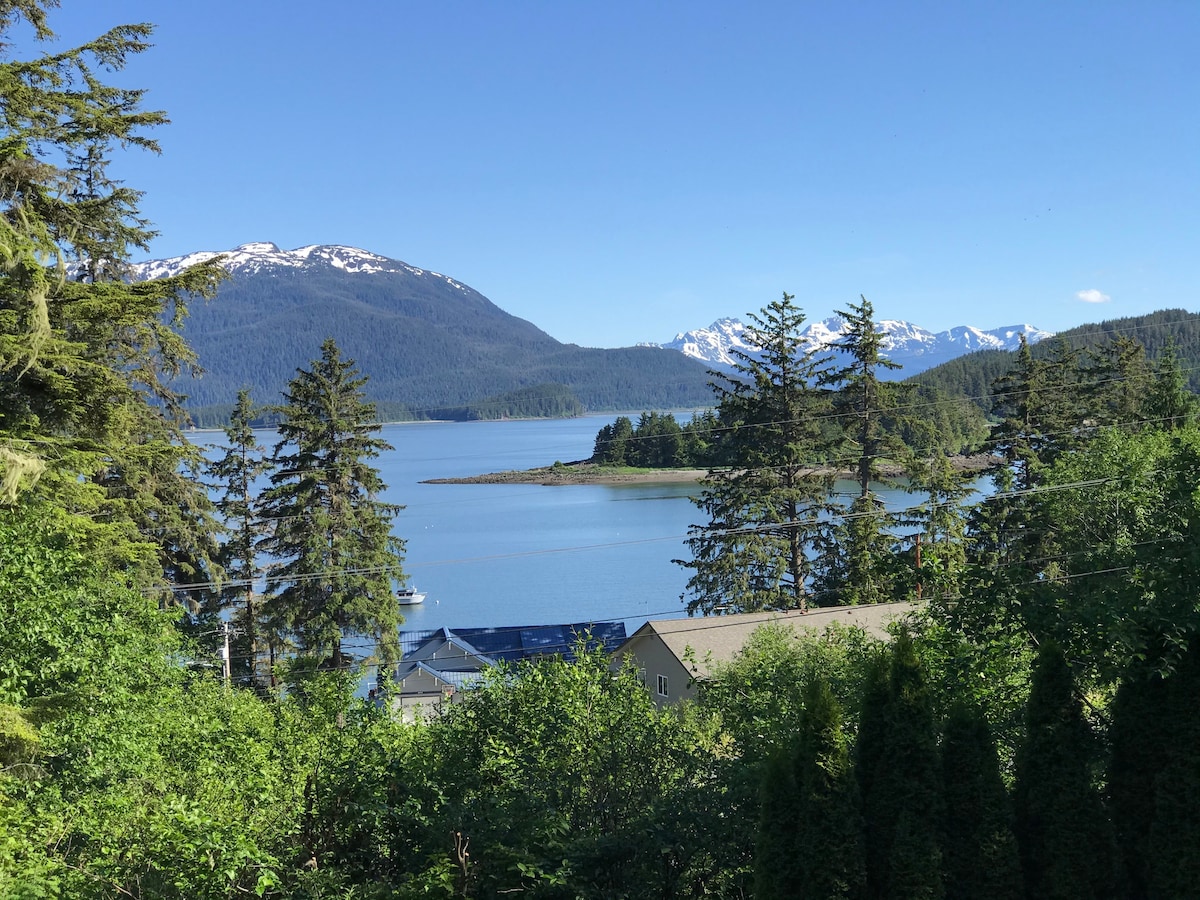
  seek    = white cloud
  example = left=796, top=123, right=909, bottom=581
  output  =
left=1075, top=288, right=1111, bottom=304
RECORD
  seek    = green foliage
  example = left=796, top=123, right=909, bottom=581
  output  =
left=591, top=409, right=729, bottom=468
left=855, top=631, right=944, bottom=900
left=258, top=338, right=406, bottom=670
left=1107, top=663, right=1171, bottom=899
left=396, top=643, right=704, bottom=898
left=1144, top=637, right=1200, bottom=898
left=679, top=293, right=840, bottom=614
left=753, top=749, right=801, bottom=899
left=939, top=700, right=1022, bottom=900
left=700, top=621, right=881, bottom=762
left=0, top=3, right=225, bottom=595
left=1013, top=641, right=1117, bottom=900
left=207, top=389, right=271, bottom=684
left=913, top=308, right=1200, bottom=406
left=791, top=674, right=867, bottom=899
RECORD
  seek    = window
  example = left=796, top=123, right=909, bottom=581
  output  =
left=656, top=674, right=669, bottom=698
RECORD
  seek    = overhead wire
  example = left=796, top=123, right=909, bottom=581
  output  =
left=166, top=462, right=1168, bottom=599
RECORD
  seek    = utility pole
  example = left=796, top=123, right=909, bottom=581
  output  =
left=221, top=621, right=232, bottom=684
left=915, top=533, right=923, bottom=601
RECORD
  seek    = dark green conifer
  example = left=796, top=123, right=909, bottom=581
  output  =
left=258, top=338, right=406, bottom=670
left=678, top=292, right=837, bottom=614
left=940, top=699, right=1022, bottom=900
left=1107, top=663, right=1170, bottom=900
left=754, top=749, right=801, bottom=900
left=1145, top=637, right=1200, bottom=898
left=857, top=632, right=944, bottom=899
left=207, top=389, right=270, bottom=683
left=1144, top=338, right=1197, bottom=431
left=0, top=8, right=225, bottom=595
left=826, top=296, right=906, bottom=605
left=1013, top=641, right=1117, bottom=899
left=793, top=674, right=866, bottom=898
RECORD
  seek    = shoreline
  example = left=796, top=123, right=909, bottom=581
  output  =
left=421, top=455, right=999, bottom=486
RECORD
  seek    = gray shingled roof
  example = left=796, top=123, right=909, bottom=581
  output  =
left=628, top=601, right=917, bottom=679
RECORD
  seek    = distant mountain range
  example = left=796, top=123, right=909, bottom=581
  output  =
left=648, top=317, right=1055, bottom=377
left=132, top=243, right=716, bottom=422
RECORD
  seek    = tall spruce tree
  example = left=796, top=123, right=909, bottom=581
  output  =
left=208, top=389, right=270, bottom=683
left=258, top=339, right=406, bottom=669
left=827, top=296, right=905, bottom=605
left=677, top=292, right=836, bottom=614
left=0, top=5, right=225, bottom=594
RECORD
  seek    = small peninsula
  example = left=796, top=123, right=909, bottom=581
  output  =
left=421, top=462, right=709, bottom=485
left=422, top=454, right=999, bottom=486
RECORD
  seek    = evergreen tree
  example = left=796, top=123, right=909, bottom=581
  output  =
left=0, top=6, right=225, bottom=593
left=988, top=334, right=1054, bottom=492
left=827, top=296, right=905, bottom=605
left=897, top=416, right=977, bottom=603
left=677, top=293, right=837, bottom=614
left=793, top=674, right=866, bottom=898
left=1013, top=641, right=1117, bottom=899
left=591, top=415, right=633, bottom=464
left=939, top=700, right=1023, bottom=900
left=1107, top=662, right=1171, bottom=900
left=1145, top=636, right=1200, bottom=898
left=1144, top=338, right=1197, bottom=431
left=258, top=339, right=406, bottom=669
left=754, top=749, right=802, bottom=900
left=207, top=389, right=270, bottom=684
left=1088, top=335, right=1149, bottom=428
left=856, top=631, right=944, bottom=900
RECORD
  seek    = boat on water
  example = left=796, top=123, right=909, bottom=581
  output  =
left=397, top=586, right=427, bottom=606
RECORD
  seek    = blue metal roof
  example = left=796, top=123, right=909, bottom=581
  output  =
left=395, top=621, right=627, bottom=668
left=445, top=621, right=626, bottom=663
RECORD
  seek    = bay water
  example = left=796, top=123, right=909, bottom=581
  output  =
left=204, top=413, right=973, bottom=686
left=366, top=414, right=927, bottom=635
left=372, top=415, right=700, bottom=635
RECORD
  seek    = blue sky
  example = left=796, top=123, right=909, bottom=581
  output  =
left=32, top=1, right=1200, bottom=348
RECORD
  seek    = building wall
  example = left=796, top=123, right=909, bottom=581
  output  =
left=613, top=632, right=697, bottom=709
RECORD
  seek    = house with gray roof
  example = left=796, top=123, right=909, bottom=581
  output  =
left=612, top=602, right=916, bottom=708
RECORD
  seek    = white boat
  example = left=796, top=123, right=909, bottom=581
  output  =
left=397, top=586, right=427, bottom=606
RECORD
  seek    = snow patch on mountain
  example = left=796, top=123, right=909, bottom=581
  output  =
left=654, top=316, right=1054, bottom=376
left=130, top=242, right=470, bottom=291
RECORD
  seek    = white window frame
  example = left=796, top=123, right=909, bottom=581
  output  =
left=656, top=673, right=669, bottom=698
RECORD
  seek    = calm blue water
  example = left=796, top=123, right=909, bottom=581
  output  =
left=210, top=414, right=962, bottom=640
left=372, top=415, right=700, bottom=633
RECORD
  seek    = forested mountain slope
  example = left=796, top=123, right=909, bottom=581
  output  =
left=911, top=308, right=1200, bottom=404
left=153, top=245, right=715, bottom=421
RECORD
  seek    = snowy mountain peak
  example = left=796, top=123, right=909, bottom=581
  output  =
left=129, top=242, right=470, bottom=291
left=654, top=315, right=1055, bottom=378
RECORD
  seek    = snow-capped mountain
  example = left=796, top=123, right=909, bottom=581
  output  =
left=130, top=241, right=470, bottom=292
left=126, top=241, right=718, bottom=415
left=654, top=317, right=1054, bottom=377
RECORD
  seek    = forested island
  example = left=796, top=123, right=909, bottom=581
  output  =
left=5, top=6, right=1200, bottom=899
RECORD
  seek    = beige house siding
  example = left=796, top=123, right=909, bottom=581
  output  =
left=393, top=666, right=459, bottom=720
left=614, top=628, right=701, bottom=708
left=614, top=601, right=917, bottom=707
